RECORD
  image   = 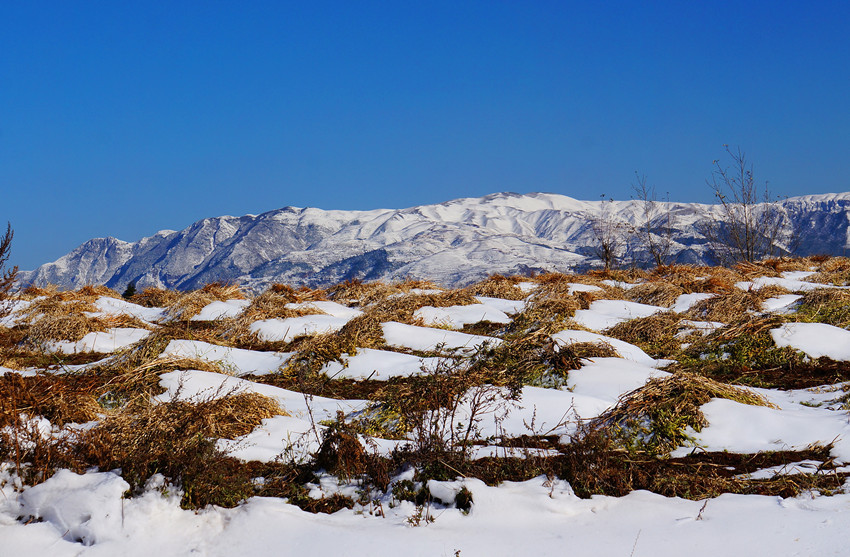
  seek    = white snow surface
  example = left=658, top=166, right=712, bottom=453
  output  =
left=285, top=300, right=364, bottom=319
left=49, top=328, right=151, bottom=354
left=770, top=322, right=850, bottom=361
left=414, top=303, right=511, bottom=329
left=160, top=339, right=291, bottom=375
left=551, top=329, right=663, bottom=367
left=736, top=276, right=838, bottom=292
left=382, top=322, right=502, bottom=352
left=190, top=299, right=250, bottom=321
left=320, top=348, right=442, bottom=380
left=566, top=283, right=603, bottom=294
left=0, top=299, right=32, bottom=326
left=250, top=314, right=354, bottom=343
left=572, top=299, right=666, bottom=331
left=673, top=397, right=850, bottom=462
left=670, top=293, right=714, bottom=313
left=5, top=468, right=850, bottom=556
left=761, top=294, right=803, bottom=313
left=88, top=296, right=167, bottom=323
left=565, top=357, right=671, bottom=410
left=474, top=296, right=527, bottom=314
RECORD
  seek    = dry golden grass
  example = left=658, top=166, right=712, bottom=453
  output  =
left=130, top=287, right=181, bottom=308
left=733, top=261, right=780, bottom=280
left=166, top=282, right=245, bottom=320
left=760, top=257, right=814, bottom=273
left=0, top=373, right=102, bottom=427
left=683, top=289, right=761, bottom=323
left=605, top=312, right=683, bottom=358
left=589, top=372, right=776, bottom=453
left=327, top=279, right=442, bottom=307
left=241, top=289, right=327, bottom=321
left=626, top=281, right=684, bottom=308
left=807, top=256, right=850, bottom=286
left=282, top=313, right=386, bottom=377
left=363, top=289, right=477, bottom=325
left=18, top=284, right=121, bottom=303
left=20, top=293, right=109, bottom=344
left=464, top=274, right=529, bottom=300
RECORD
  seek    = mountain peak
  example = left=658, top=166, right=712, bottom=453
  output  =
left=19, top=191, right=850, bottom=290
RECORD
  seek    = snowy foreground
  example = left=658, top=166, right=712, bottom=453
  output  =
left=2, top=267, right=850, bottom=556
left=3, top=469, right=850, bottom=557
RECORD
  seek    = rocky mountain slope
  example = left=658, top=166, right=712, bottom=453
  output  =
left=21, top=192, right=850, bottom=290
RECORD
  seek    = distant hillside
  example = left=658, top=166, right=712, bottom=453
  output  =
left=20, top=191, right=850, bottom=290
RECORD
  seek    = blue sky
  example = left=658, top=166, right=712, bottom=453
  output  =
left=2, top=1, right=848, bottom=270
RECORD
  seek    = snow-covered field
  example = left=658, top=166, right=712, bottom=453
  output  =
left=2, top=262, right=850, bottom=556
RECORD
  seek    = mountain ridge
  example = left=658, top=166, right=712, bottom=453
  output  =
left=20, top=191, right=850, bottom=290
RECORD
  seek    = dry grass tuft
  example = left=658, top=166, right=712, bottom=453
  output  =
left=552, top=341, right=619, bottom=371
left=606, top=312, right=683, bottom=358
left=0, top=373, right=102, bottom=427
left=19, top=294, right=110, bottom=344
left=626, top=282, right=684, bottom=308
left=327, top=279, right=442, bottom=307
left=734, top=261, right=779, bottom=280
left=18, top=284, right=60, bottom=300
left=684, top=289, right=760, bottom=322
left=807, top=257, right=850, bottom=286
left=589, top=372, right=776, bottom=453
left=363, top=289, right=477, bottom=325
left=74, top=390, right=283, bottom=508
left=76, top=285, right=123, bottom=300
left=130, top=287, right=181, bottom=308
left=203, top=391, right=286, bottom=438
left=167, top=283, right=245, bottom=320
left=792, top=288, right=850, bottom=329
left=241, top=290, right=327, bottom=321
left=282, top=314, right=386, bottom=378
left=760, top=257, right=812, bottom=273
left=464, top=275, right=529, bottom=301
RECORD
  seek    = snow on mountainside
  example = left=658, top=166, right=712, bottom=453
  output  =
left=20, top=192, right=850, bottom=290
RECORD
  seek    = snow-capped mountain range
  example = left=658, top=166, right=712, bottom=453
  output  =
left=21, top=192, right=850, bottom=291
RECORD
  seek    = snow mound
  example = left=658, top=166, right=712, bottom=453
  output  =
left=382, top=322, right=502, bottom=352
left=572, top=300, right=666, bottom=331
left=770, top=322, right=850, bottom=361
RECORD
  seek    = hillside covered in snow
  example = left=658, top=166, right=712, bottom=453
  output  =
left=20, top=192, right=850, bottom=291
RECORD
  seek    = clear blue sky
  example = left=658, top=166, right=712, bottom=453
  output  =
left=2, top=1, right=848, bottom=270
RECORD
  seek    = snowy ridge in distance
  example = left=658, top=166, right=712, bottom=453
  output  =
left=20, top=191, right=850, bottom=290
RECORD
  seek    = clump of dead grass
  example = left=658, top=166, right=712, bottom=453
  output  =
left=792, top=288, right=850, bottom=329
left=683, top=289, right=761, bottom=322
left=16, top=285, right=142, bottom=345
left=588, top=372, right=776, bottom=454
left=807, top=257, right=850, bottom=286
left=734, top=261, right=780, bottom=280
left=626, top=281, right=684, bottom=307
left=282, top=313, right=386, bottom=380
left=19, top=293, right=109, bottom=344
left=166, top=283, right=245, bottom=320
left=551, top=341, right=619, bottom=371
left=327, top=279, right=442, bottom=307
left=0, top=373, right=102, bottom=427
left=606, top=312, right=683, bottom=358
left=130, top=287, right=181, bottom=308
left=364, top=289, right=477, bottom=325
left=74, top=390, right=283, bottom=508
left=464, top=275, right=529, bottom=301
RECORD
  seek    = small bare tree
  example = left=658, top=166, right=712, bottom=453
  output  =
left=591, top=195, right=629, bottom=271
left=0, top=223, right=18, bottom=320
left=702, top=146, right=785, bottom=264
left=631, top=173, right=675, bottom=268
